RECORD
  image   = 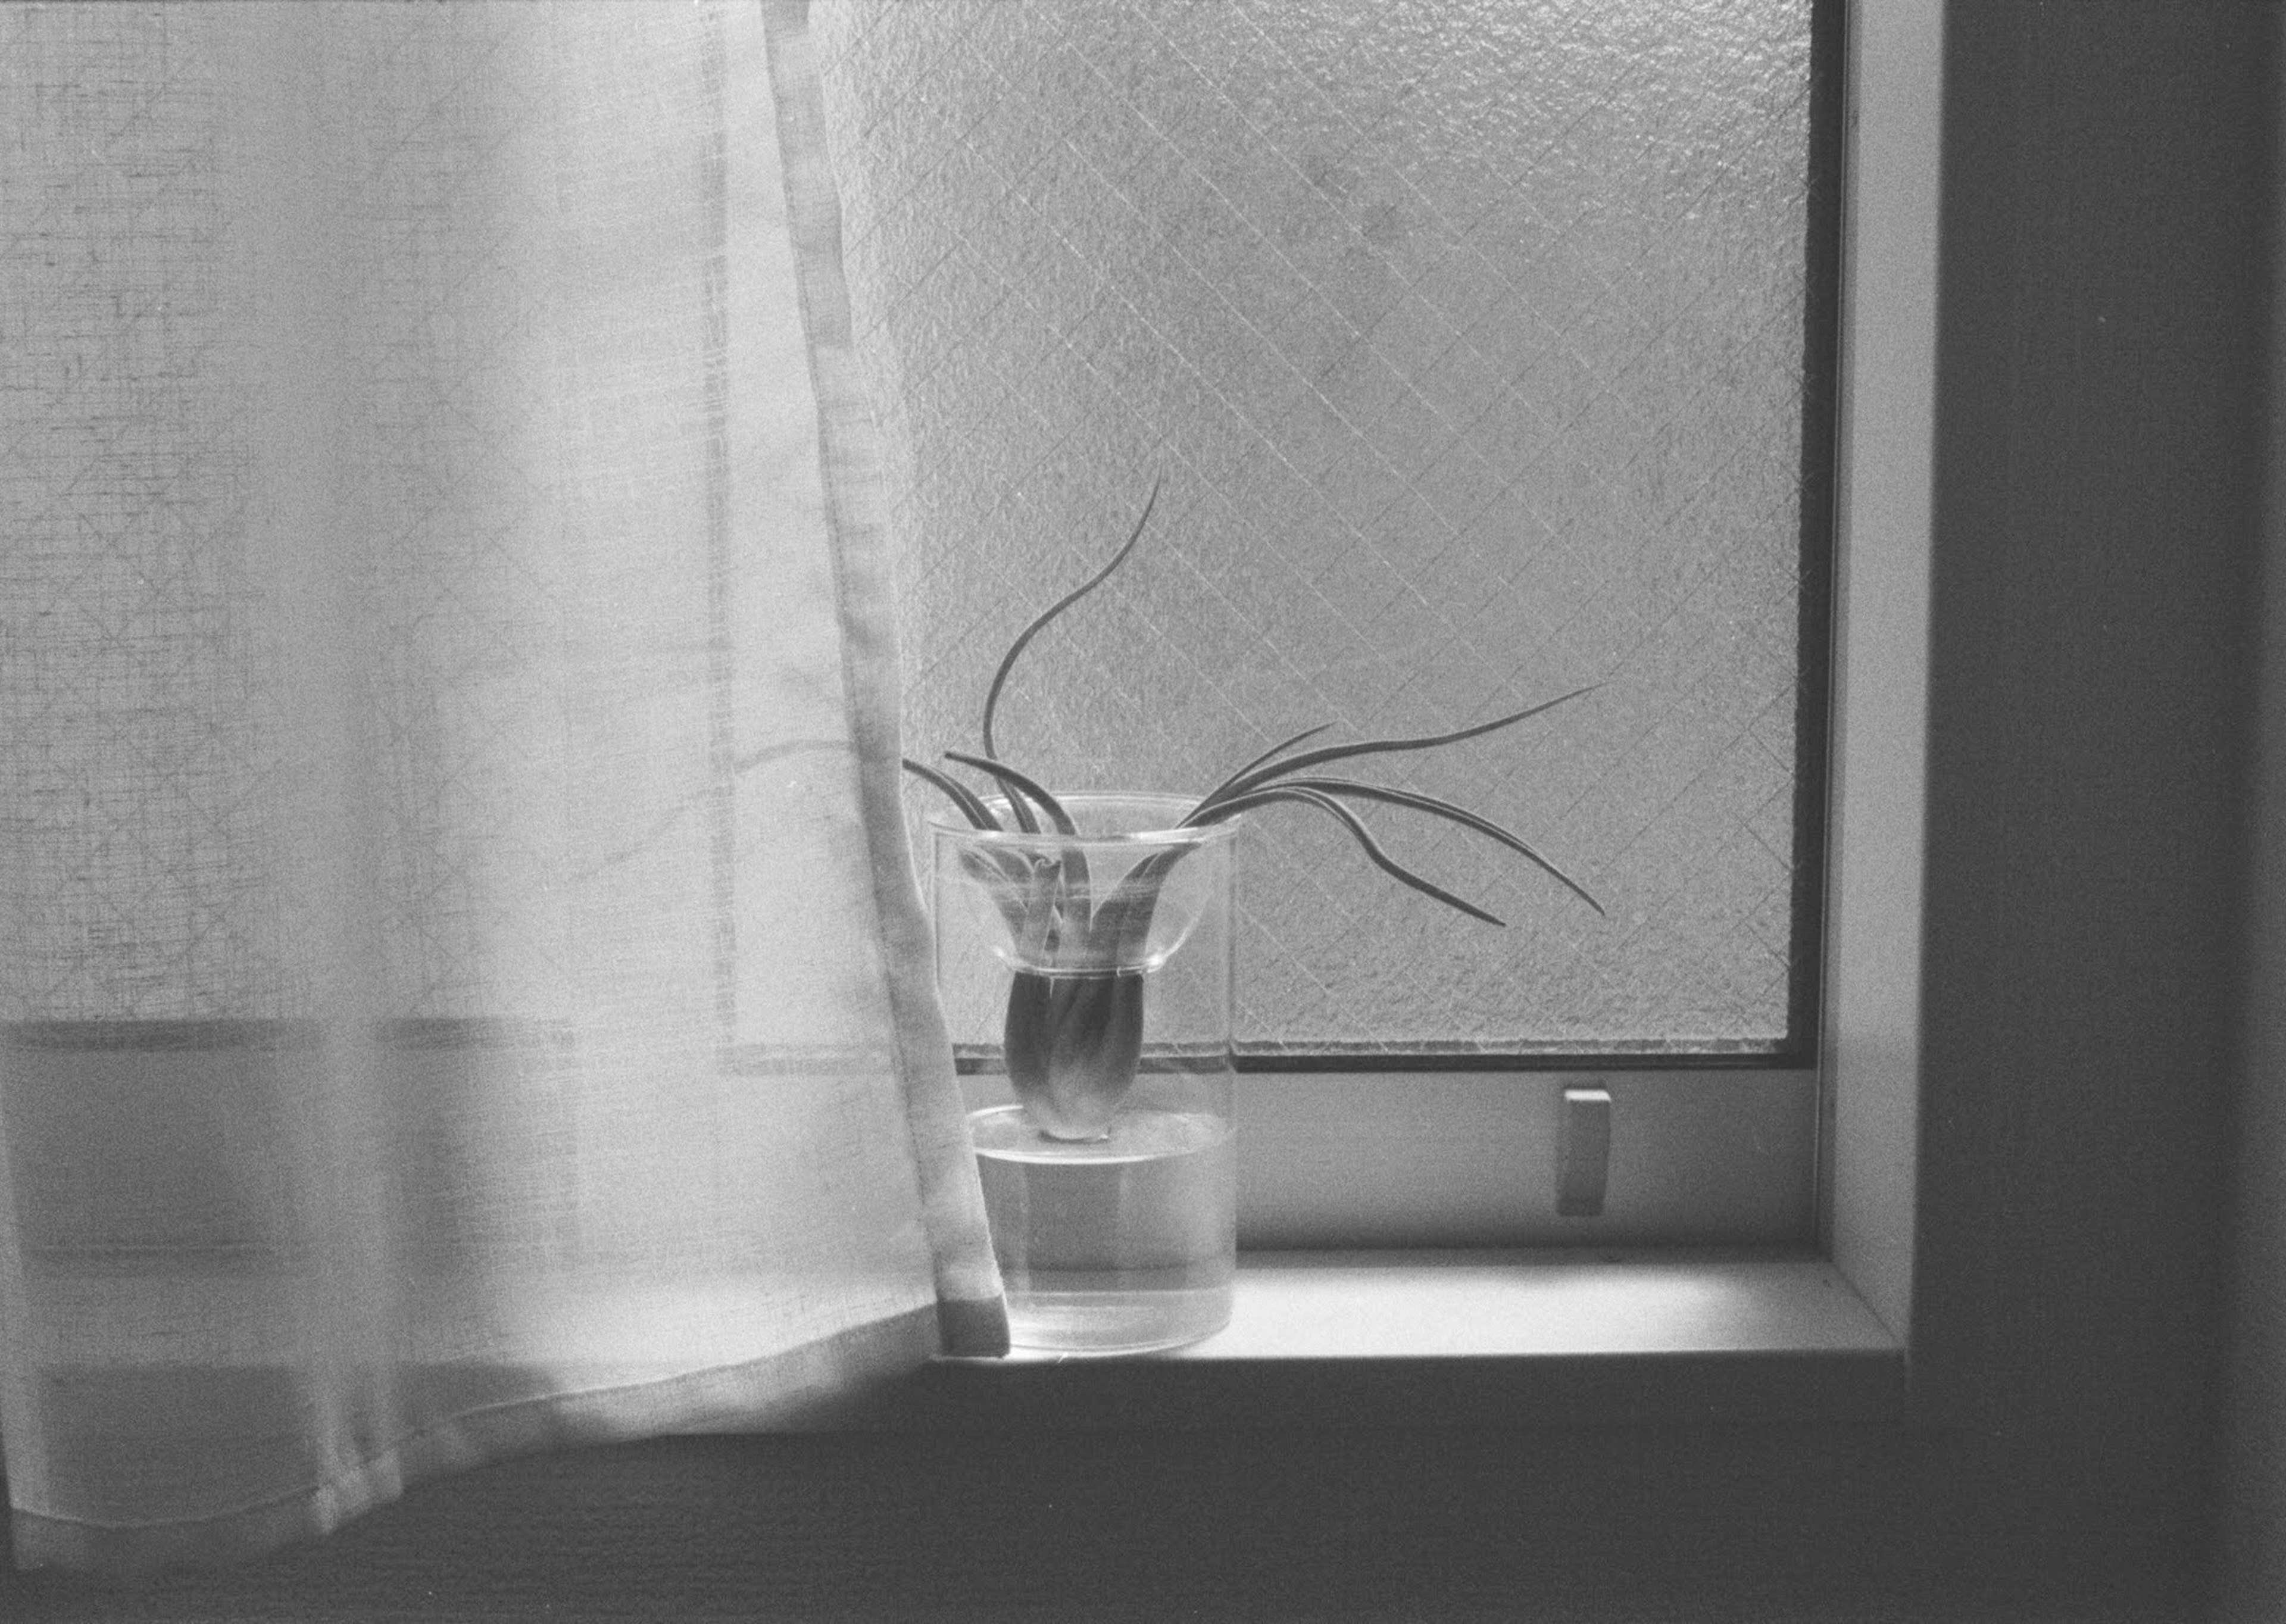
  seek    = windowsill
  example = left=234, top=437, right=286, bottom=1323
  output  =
left=23, top=1248, right=1904, bottom=1435
left=825, top=1248, right=1906, bottom=1431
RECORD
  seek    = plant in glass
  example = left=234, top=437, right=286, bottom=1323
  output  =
left=910, top=487, right=1609, bottom=1363
left=906, top=480, right=1602, bottom=1353
left=904, top=479, right=1604, bottom=1143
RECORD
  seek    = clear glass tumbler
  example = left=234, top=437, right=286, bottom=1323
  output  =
left=932, top=793, right=1238, bottom=1354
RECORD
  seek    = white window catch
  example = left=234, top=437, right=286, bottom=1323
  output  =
left=1557, top=1086, right=1613, bottom=1217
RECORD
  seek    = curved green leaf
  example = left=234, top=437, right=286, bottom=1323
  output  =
left=1185, top=722, right=1335, bottom=822
left=941, top=750, right=1078, bottom=836
left=1254, top=775, right=1604, bottom=916
left=901, top=757, right=1003, bottom=830
left=980, top=476, right=1162, bottom=761
left=1194, top=686, right=1601, bottom=818
left=1194, top=785, right=1506, bottom=926
left=1090, top=844, right=1188, bottom=963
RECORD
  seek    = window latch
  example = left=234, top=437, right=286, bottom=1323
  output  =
left=1557, top=1086, right=1612, bottom=1217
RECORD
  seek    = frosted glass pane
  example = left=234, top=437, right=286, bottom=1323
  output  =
left=818, top=0, right=1819, bottom=1056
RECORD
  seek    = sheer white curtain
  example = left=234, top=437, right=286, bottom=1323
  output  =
left=0, top=0, right=1003, bottom=1574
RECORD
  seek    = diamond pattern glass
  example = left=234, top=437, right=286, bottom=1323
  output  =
left=816, top=0, right=1817, bottom=1055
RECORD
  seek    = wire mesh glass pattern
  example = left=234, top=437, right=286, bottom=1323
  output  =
left=816, top=0, right=1817, bottom=1056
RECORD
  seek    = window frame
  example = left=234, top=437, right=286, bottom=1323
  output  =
left=935, top=0, right=1915, bottom=1258
left=901, top=0, right=1936, bottom=1401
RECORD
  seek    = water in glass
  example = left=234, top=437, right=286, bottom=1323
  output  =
left=970, top=1103, right=1234, bottom=1353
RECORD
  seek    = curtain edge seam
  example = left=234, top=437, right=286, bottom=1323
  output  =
left=757, top=0, right=1010, bottom=1358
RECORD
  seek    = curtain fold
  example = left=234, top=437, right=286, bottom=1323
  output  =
left=0, top=0, right=1004, bottom=1575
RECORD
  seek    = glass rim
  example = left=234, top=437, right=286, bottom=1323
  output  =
left=926, top=790, right=1244, bottom=850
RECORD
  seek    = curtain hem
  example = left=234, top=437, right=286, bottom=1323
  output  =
left=9, top=1301, right=952, bottom=1580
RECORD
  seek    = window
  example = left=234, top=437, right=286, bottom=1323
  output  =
left=819, top=1, right=1904, bottom=1253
